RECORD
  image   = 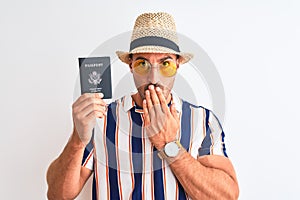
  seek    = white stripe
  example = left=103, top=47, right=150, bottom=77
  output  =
left=190, top=107, right=206, bottom=158
left=117, top=99, right=133, bottom=200
left=164, top=161, right=177, bottom=200
left=208, top=111, right=224, bottom=156
left=143, top=128, right=153, bottom=200
left=94, top=117, right=108, bottom=200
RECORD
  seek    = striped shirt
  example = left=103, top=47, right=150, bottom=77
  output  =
left=82, top=92, right=227, bottom=200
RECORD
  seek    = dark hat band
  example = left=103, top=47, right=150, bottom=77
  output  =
left=130, top=36, right=180, bottom=52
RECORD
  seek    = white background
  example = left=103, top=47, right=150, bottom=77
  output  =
left=0, top=0, right=299, bottom=199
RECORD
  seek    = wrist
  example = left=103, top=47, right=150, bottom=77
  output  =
left=154, top=136, right=178, bottom=150
left=165, top=147, right=186, bottom=164
left=69, top=128, right=86, bottom=149
left=154, top=143, right=165, bottom=151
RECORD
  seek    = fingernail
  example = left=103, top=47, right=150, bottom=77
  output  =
left=98, top=93, right=104, bottom=98
left=145, top=90, right=150, bottom=95
left=143, top=99, right=146, bottom=104
left=156, top=87, right=160, bottom=91
left=149, top=85, right=154, bottom=90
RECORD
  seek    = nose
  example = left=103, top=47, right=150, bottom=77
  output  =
left=147, top=66, right=160, bottom=84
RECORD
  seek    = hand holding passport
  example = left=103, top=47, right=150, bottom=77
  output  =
left=78, top=57, right=112, bottom=99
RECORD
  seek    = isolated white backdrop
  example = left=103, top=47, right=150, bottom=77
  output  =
left=0, top=0, right=299, bottom=199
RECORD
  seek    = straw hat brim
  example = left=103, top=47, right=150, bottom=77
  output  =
left=116, top=46, right=193, bottom=65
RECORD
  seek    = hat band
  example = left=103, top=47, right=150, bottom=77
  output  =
left=130, top=36, right=180, bottom=52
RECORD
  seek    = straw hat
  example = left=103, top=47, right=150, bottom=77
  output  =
left=116, top=12, right=193, bottom=64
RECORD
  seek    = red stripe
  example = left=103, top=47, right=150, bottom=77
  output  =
left=141, top=115, right=146, bottom=200
left=122, top=96, right=125, bottom=108
left=102, top=115, right=110, bottom=200
left=93, top=140, right=99, bottom=200
left=82, top=149, right=94, bottom=167
left=162, top=161, right=167, bottom=200
left=189, top=107, right=195, bottom=153
left=151, top=148, right=154, bottom=200
left=175, top=182, right=178, bottom=200
left=128, top=112, right=135, bottom=197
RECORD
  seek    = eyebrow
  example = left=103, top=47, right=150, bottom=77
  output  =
left=134, top=56, right=175, bottom=62
left=135, top=56, right=149, bottom=61
left=159, top=56, right=174, bottom=62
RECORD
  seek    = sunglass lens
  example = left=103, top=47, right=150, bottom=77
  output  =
left=133, top=60, right=150, bottom=75
left=160, top=61, right=177, bottom=77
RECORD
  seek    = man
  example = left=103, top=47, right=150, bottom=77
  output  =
left=47, top=12, right=239, bottom=200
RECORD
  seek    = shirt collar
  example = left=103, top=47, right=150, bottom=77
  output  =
left=122, top=91, right=182, bottom=113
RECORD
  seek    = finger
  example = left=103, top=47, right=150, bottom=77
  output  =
left=74, top=93, right=104, bottom=105
left=170, top=103, right=179, bottom=122
left=86, top=110, right=106, bottom=120
left=148, top=85, right=160, bottom=105
left=74, top=96, right=106, bottom=113
left=145, top=90, right=155, bottom=118
left=77, top=103, right=107, bottom=119
left=142, top=99, right=150, bottom=126
left=156, top=115, right=165, bottom=132
left=96, top=92, right=104, bottom=99
left=82, top=97, right=106, bottom=109
left=155, top=87, right=169, bottom=113
left=146, top=124, right=160, bottom=137
left=149, top=85, right=164, bottom=114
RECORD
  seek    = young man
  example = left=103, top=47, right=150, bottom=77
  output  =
left=47, top=12, right=239, bottom=200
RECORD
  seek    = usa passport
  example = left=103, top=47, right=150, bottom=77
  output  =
left=78, top=57, right=112, bottom=99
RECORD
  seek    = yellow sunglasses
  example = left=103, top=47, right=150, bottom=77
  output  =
left=132, top=59, right=177, bottom=77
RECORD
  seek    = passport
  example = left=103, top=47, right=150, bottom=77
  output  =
left=78, top=56, right=112, bottom=99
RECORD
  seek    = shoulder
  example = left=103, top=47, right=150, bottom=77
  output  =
left=179, top=98, right=222, bottom=123
left=179, top=98, right=211, bottom=113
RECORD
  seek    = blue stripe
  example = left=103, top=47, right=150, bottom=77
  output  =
left=198, top=109, right=212, bottom=156
left=180, top=101, right=192, bottom=151
left=106, top=102, right=120, bottom=200
left=153, top=147, right=165, bottom=200
left=221, top=131, right=228, bottom=157
left=92, top=173, right=97, bottom=200
left=130, top=109, right=143, bottom=200
left=177, top=101, right=192, bottom=200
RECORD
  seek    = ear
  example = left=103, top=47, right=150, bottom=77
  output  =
left=176, top=59, right=180, bottom=69
left=176, top=55, right=181, bottom=68
left=128, top=62, right=134, bottom=73
left=128, top=54, right=135, bottom=73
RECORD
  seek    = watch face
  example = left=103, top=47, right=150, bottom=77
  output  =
left=165, top=141, right=180, bottom=157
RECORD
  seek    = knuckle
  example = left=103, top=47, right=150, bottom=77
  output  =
left=72, top=107, right=78, bottom=114
left=83, top=93, right=90, bottom=98
left=92, top=110, right=98, bottom=117
left=81, top=121, right=88, bottom=127
left=76, top=114, right=83, bottom=121
left=87, top=97, right=94, bottom=104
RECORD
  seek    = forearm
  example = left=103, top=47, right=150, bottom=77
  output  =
left=46, top=130, right=87, bottom=199
left=169, top=150, right=239, bottom=200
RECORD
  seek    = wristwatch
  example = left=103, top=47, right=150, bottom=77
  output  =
left=158, top=140, right=182, bottom=160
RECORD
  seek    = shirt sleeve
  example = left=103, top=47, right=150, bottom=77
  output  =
left=198, top=109, right=228, bottom=157
left=81, top=133, right=94, bottom=171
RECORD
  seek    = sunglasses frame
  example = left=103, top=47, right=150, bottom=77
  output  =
left=132, top=58, right=178, bottom=77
